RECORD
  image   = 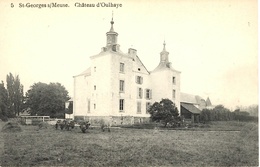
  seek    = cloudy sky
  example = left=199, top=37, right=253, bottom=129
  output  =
left=0, top=0, right=258, bottom=109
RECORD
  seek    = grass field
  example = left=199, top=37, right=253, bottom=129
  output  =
left=0, top=121, right=258, bottom=166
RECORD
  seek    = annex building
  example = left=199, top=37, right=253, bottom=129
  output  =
left=71, top=17, right=212, bottom=125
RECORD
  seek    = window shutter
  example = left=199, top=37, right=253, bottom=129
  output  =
left=150, top=90, right=152, bottom=99
left=141, top=88, right=143, bottom=99
left=135, top=76, right=138, bottom=83
left=137, top=88, right=139, bottom=98
left=141, top=77, right=143, bottom=84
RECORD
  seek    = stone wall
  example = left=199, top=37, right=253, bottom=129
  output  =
left=74, top=115, right=151, bottom=126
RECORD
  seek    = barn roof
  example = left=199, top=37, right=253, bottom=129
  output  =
left=180, top=93, right=198, bottom=104
left=180, top=92, right=207, bottom=105
left=181, top=102, right=202, bottom=114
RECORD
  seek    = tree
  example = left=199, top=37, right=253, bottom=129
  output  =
left=25, top=82, right=70, bottom=118
left=6, top=73, right=24, bottom=117
left=0, top=81, right=8, bottom=121
left=148, top=99, right=179, bottom=127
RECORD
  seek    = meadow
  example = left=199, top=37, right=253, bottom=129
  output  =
left=0, top=121, right=258, bottom=166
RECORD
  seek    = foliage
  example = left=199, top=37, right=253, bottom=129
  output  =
left=236, top=104, right=258, bottom=117
left=148, top=98, right=179, bottom=127
left=200, top=105, right=258, bottom=123
left=0, top=81, right=8, bottom=121
left=25, top=82, right=70, bottom=118
left=6, top=73, right=24, bottom=117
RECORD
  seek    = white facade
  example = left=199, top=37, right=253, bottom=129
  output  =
left=72, top=18, right=181, bottom=123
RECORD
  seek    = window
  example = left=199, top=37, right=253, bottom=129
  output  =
left=145, top=89, right=152, bottom=99
left=119, top=99, right=124, bottom=112
left=138, top=68, right=141, bottom=71
left=137, top=102, right=141, bottom=114
left=137, top=88, right=143, bottom=99
left=120, top=63, right=124, bottom=72
left=119, top=80, right=124, bottom=92
left=146, top=102, right=151, bottom=114
left=136, top=76, right=143, bottom=84
left=87, top=99, right=90, bottom=113
left=94, top=85, right=96, bottom=90
left=173, top=89, right=176, bottom=99
left=172, top=77, right=176, bottom=84
left=94, top=104, right=96, bottom=109
left=94, top=67, right=96, bottom=72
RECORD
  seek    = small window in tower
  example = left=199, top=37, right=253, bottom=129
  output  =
left=120, top=63, right=124, bottom=73
left=94, top=104, right=96, bottom=110
left=172, top=77, right=176, bottom=84
left=172, top=89, right=176, bottom=99
left=94, top=85, right=96, bottom=90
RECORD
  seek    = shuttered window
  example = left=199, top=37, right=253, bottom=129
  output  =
left=136, top=76, right=143, bottom=84
left=137, top=88, right=143, bottom=99
left=119, top=80, right=124, bottom=92
left=119, top=99, right=124, bottom=112
left=146, top=102, right=151, bottom=114
left=137, top=102, right=141, bottom=114
left=145, top=89, right=152, bottom=99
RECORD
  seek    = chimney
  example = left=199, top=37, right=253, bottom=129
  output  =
left=128, top=48, right=137, bottom=60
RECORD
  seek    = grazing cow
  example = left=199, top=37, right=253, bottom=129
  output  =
left=100, top=117, right=112, bottom=132
left=64, top=120, right=75, bottom=130
left=55, top=120, right=75, bottom=130
left=79, top=121, right=91, bottom=133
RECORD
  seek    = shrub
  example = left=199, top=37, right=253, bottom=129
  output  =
left=1, top=122, right=22, bottom=132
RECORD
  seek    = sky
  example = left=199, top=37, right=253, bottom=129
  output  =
left=0, top=0, right=258, bottom=110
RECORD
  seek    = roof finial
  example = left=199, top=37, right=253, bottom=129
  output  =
left=111, top=11, right=114, bottom=24
left=163, top=40, right=166, bottom=51
left=110, top=11, right=114, bottom=31
left=112, top=11, right=114, bottom=21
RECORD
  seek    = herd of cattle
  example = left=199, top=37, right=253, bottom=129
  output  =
left=55, top=119, right=110, bottom=133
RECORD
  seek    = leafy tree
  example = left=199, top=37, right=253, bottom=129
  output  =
left=148, top=99, right=179, bottom=127
left=25, top=82, right=70, bottom=118
left=6, top=73, right=24, bottom=117
left=0, top=81, right=8, bottom=121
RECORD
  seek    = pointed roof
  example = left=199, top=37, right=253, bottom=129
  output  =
left=206, top=97, right=212, bottom=106
left=151, top=42, right=180, bottom=73
left=160, top=41, right=169, bottom=59
left=106, top=12, right=118, bottom=35
left=180, top=93, right=198, bottom=104
left=109, top=13, right=115, bottom=32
